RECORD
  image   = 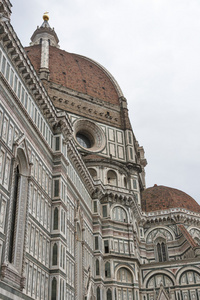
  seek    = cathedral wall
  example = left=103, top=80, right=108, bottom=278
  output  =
left=0, top=41, right=79, bottom=299
left=70, top=113, right=136, bottom=164
left=1, top=4, right=200, bottom=300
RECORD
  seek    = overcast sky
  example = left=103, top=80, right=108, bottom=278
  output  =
left=11, top=0, right=200, bottom=203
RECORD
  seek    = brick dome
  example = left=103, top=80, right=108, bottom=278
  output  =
left=25, top=45, right=123, bottom=105
left=141, top=185, right=200, bottom=213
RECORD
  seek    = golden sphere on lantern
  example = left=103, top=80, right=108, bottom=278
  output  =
left=43, top=12, right=49, bottom=21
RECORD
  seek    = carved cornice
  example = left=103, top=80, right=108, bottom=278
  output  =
left=100, top=190, right=134, bottom=205
left=85, top=157, right=141, bottom=175
left=97, top=186, right=144, bottom=222
left=0, top=0, right=12, bottom=23
left=31, top=26, right=59, bottom=45
left=67, top=138, right=94, bottom=195
left=49, top=83, right=122, bottom=128
left=0, top=17, right=96, bottom=199
left=54, top=110, right=73, bottom=138
left=143, top=208, right=200, bottom=225
left=0, top=20, right=58, bottom=128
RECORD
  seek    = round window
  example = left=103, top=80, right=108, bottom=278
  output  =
left=73, top=119, right=106, bottom=153
left=76, top=132, right=92, bottom=149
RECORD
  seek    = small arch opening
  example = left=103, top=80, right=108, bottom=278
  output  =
left=88, top=168, right=97, bottom=180
left=112, top=206, right=127, bottom=223
left=107, top=289, right=112, bottom=300
left=105, top=261, right=111, bottom=278
left=117, top=267, right=133, bottom=283
left=156, top=241, right=167, bottom=262
left=97, top=287, right=100, bottom=300
left=107, top=170, right=117, bottom=186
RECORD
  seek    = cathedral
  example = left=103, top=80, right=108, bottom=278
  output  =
left=0, top=1, right=200, bottom=299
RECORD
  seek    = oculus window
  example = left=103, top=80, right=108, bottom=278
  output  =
left=76, top=132, right=92, bottom=148
left=73, top=119, right=106, bottom=152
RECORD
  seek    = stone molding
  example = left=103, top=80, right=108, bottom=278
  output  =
left=67, top=138, right=94, bottom=195
left=0, top=0, right=11, bottom=23
left=0, top=19, right=58, bottom=127
left=30, top=24, right=59, bottom=48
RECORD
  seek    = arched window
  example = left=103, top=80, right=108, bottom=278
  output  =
left=88, top=168, right=97, bottom=180
left=107, top=170, right=117, bottom=186
left=76, top=222, right=83, bottom=299
left=112, top=206, right=127, bottom=222
left=107, top=289, right=112, bottom=300
left=161, top=242, right=167, bottom=261
left=146, top=228, right=173, bottom=244
left=116, top=268, right=133, bottom=300
left=180, top=271, right=200, bottom=285
left=117, top=268, right=133, bottom=283
left=156, top=241, right=167, bottom=262
left=63, top=212, right=66, bottom=234
left=8, top=165, right=19, bottom=263
left=105, top=261, right=111, bottom=278
left=61, top=210, right=63, bottom=232
left=97, top=287, right=100, bottom=300
left=76, top=132, right=91, bottom=148
left=52, top=243, right=57, bottom=265
left=123, top=177, right=127, bottom=188
left=96, top=259, right=100, bottom=276
left=136, top=291, right=138, bottom=300
left=53, top=207, right=58, bottom=230
left=147, top=274, right=173, bottom=288
left=60, top=245, right=62, bottom=267
left=7, top=146, right=30, bottom=277
left=157, top=243, right=161, bottom=261
left=51, top=277, right=57, bottom=300
left=104, top=240, right=109, bottom=253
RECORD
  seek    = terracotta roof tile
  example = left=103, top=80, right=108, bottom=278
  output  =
left=25, top=45, right=119, bottom=105
left=25, top=45, right=41, bottom=72
left=141, top=185, right=200, bottom=213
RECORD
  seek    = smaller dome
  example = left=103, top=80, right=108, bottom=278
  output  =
left=141, top=185, right=200, bottom=213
